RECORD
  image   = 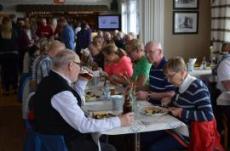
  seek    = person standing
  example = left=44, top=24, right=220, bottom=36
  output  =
left=0, top=17, right=19, bottom=95
left=75, top=22, right=91, bottom=55
left=36, top=18, right=53, bottom=39
left=58, top=17, right=75, bottom=50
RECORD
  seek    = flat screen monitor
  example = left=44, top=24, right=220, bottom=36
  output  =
left=98, top=15, right=121, bottom=30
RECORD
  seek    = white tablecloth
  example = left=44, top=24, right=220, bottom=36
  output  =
left=83, top=101, right=188, bottom=136
left=189, top=68, right=212, bottom=78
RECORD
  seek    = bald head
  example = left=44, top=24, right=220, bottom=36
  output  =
left=145, top=41, right=163, bottom=64
left=48, top=40, right=66, bottom=57
left=145, top=41, right=162, bottom=52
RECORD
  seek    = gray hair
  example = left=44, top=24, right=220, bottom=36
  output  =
left=52, top=49, right=80, bottom=69
left=164, top=56, right=187, bottom=74
left=145, top=41, right=162, bottom=50
left=47, top=40, right=66, bottom=57
left=127, top=39, right=144, bottom=52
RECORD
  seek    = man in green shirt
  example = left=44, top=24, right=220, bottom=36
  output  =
left=127, top=39, right=151, bottom=89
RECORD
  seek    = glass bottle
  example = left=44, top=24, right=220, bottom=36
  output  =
left=123, top=83, right=133, bottom=114
left=200, top=57, right=207, bottom=70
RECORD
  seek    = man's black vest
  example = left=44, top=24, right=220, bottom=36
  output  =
left=33, top=71, right=82, bottom=137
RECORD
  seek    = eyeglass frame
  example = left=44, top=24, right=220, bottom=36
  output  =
left=72, top=61, right=82, bottom=68
left=165, top=72, right=178, bottom=80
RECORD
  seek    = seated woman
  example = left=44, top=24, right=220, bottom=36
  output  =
left=102, top=44, right=133, bottom=84
left=88, top=38, right=104, bottom=69
left=163, top=57, right=223, bottom=151
left=126, top=39, right=151, bottom=89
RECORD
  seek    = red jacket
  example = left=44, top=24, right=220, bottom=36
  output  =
left=189, top=119, right=224, bottom=151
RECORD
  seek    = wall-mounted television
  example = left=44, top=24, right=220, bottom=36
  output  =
left=98, top=15, right=121, bottom=31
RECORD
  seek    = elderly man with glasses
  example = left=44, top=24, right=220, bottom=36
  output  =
left=32, top=50, right=134, bottom=151
left=136, top=41, right=175, bottom=105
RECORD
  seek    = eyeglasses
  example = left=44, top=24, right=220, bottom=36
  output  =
left=145, top=49, right=159, bottom=55
left=72, top=61, right=82, bottom=68
left=165, top=72, right=177, bottom=80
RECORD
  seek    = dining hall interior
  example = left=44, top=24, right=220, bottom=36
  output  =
left=0, top=0, right=230, bottom=151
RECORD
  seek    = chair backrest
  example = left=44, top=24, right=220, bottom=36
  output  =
left=37, top=133, right=68, bottom=151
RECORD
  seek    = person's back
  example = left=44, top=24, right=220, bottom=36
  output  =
left=76, top=30, right=91, bottom=50
left=61, top=24, right=75, bottom=50
left=76, top=23, right=91, bottom=53
left=31, top=40, right=65, bottom=91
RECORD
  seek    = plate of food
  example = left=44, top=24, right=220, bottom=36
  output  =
left=91, top=111, right=116, bottom=119
left=85, top=91, right=101, bottom=102
left=141, top=106, right=168, bottom=116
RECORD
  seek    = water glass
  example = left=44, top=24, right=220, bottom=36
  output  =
left=111, top=95, right=124, bottom=112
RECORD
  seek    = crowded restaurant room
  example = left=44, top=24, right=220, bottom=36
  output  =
left=0, top=0, right=229, bottom=151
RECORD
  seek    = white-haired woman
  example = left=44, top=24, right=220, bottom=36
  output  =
left=163, top=57, right=223, bottom=151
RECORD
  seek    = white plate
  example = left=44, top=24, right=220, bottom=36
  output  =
left=140, top=106, right=168, bottom=116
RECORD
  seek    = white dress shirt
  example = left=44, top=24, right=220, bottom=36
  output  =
left=217, top=58, right=230, bottom=91
left=50, top=70, right=121, bottom=133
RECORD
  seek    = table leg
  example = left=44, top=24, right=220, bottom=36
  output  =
left=134, top=133, right=140, bottom=151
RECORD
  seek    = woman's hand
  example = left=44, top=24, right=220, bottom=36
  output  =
left=168, top=107, right=183, bottom=118
left=161, top=97, right=172, bottom=107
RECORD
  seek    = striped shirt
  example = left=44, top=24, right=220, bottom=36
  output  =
left=149, top=57, right=175, bottom=92
left=32, top=54, right=52, bottom=84
left=173, top=74, right=214, bottom=124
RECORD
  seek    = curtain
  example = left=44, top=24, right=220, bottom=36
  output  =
left=211, top=0, right=230, bottom=51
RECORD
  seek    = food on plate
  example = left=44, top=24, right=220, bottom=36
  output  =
left=92, top=112, right=115, bottom=119
left=143, top=107, right=166, bottom=115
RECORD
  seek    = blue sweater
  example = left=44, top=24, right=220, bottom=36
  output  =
left=60, top=25, right=75, bottom=50
left=173, top=75, right=214, bottom=124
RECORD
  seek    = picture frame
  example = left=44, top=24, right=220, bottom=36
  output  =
left=173, top=11, right=199, bottom=34
left=173, top=0, right=199, bottom=9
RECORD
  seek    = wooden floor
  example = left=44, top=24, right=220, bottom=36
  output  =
left=0, top=93, right=25, bottom=151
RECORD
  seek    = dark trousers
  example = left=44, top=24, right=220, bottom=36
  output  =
left=140, top=131, right=186, bottom=151
left=0, top=53, right=19, bottom=92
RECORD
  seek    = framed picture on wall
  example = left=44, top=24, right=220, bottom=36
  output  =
left=173, top=11, right=199, bottom=34
left=173, top=0, right=199, bottom=9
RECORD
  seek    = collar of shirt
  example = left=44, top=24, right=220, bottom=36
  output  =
left=179, top=74, right=197, bottom=93
left=52, top=70, right=72, bottom=86
left=153, top=57, right=167, bottom=69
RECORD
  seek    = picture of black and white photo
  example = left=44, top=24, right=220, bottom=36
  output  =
left=173, top=0, right=199, bottom=9
left=173, top=12, right=198, bottom=34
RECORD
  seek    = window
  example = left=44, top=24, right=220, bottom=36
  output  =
left=121, top=0, right=139, bottom=35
